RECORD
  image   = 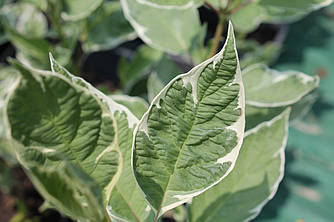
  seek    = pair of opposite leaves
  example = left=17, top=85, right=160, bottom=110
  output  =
left=5, top=23, right=290, bottom=222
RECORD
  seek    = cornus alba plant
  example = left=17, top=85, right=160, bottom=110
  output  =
left=2, top=23, right=319, bottom=222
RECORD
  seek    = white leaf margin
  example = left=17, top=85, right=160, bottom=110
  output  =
left=131, top=22, right=246, bottom=215
left=135, top=0, right=197, bottom=10
left=48, top=54, right=139, bottom=128
left=243, top=63, right=319, bottom=108
left=120, top=0, right=200, bottom=54
left=243, top=108, right=290, bottom=222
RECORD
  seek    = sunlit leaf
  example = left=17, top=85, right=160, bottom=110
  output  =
left=132, top=23, right=245, bottom=217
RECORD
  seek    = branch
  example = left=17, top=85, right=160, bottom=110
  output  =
left=209, top=16, right=225, bottom=57
left=204, top=1, right=221, bottom=16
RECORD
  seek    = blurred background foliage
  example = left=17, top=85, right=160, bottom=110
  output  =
left=0, top=0, right=333, bottom=221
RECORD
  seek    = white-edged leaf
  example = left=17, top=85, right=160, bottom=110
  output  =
left=132, top=22, right=245, bottom=217
left=243, top=64, right=319, bottom=107
left=232, top=0, right=334, bottom=32
left=189, top=108, right=290, bottom=222
left=245, top=92, right=317, bottom=131
left=135, top=0, right=203, bottom=9
left=49, top=55, right=154, bottom=222
left=0, top=2, right=48, bottom=38
left=121, top=0, right=201, bottom=54
left=16, top=146, right=105, bottom=222
left=5, top=57, right=149, bottom=220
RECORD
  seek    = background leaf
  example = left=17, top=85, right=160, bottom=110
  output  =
left=189, top=109, right=290, bottom=222
left=121, top=0, right=201, bottom=54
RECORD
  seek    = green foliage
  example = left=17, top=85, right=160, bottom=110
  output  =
left=121, top=0, right=201, bottom=53
left=133, top=23, right=245, bottom=216
left=0, top=0, right=327, bottom=221
left=189, top=109, right=290, bottom=222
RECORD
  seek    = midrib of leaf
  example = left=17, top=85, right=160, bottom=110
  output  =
left=114, top=186, right=142, bottom=222
left=157, top=59, right=233, bottom=216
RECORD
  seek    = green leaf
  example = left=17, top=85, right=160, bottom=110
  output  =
left=118, top=45, right=163, bottom=90
left=133, top=23, right=245, bottom=217
left=2, top=22, right=51, bottom=68
left=1, top=2, right=48, bottom=38
left=121, top=0, right=201, bottom=53
left=134, top=0, right=203, bottom=9
left=5, top=58, right=144, bottom=220
left=0, top=66, right=19, bottom=163
left=245, top=92, right=317, bottom=131
left=17, top=147, right=105, bottom=222
left=206, top=0, right=227, bottom=8
left=106, top=110, right=155, bottom=222
left=25, top=0, right=48, bottom=11
left=189, top=109, right=290, bottom=222
left=147, top=72, right=164, bottom=103
left=231, top=3, right=264, bottom=33
left=243, top=64, right=319, bottom=107
left=231, top=0, right=333, bottom=32
left=111, top=95, right=149, bottom=119
left=50, top=55, right=154, bottom=222
left=83, top=1, right=136, bottom=53
left=147, top=55, right=182, bottom=102
left=239, top=41, right=281, bottom=69
left=61, top=0, right=104, bottom=21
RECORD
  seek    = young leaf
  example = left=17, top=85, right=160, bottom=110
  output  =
left=243, top=64, right=319, bottom=107
left=111, top=95, right=149, bottom=120
left=132, top=23, right=245, bottom=217
left=188, top=108, right=291, bottom=222
left=121, top=0, right=201, bottom=54
left=49, top=55, right=154, bottom=222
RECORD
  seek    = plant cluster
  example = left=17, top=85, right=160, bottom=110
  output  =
left=0, top=0, right=329, bottom=222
